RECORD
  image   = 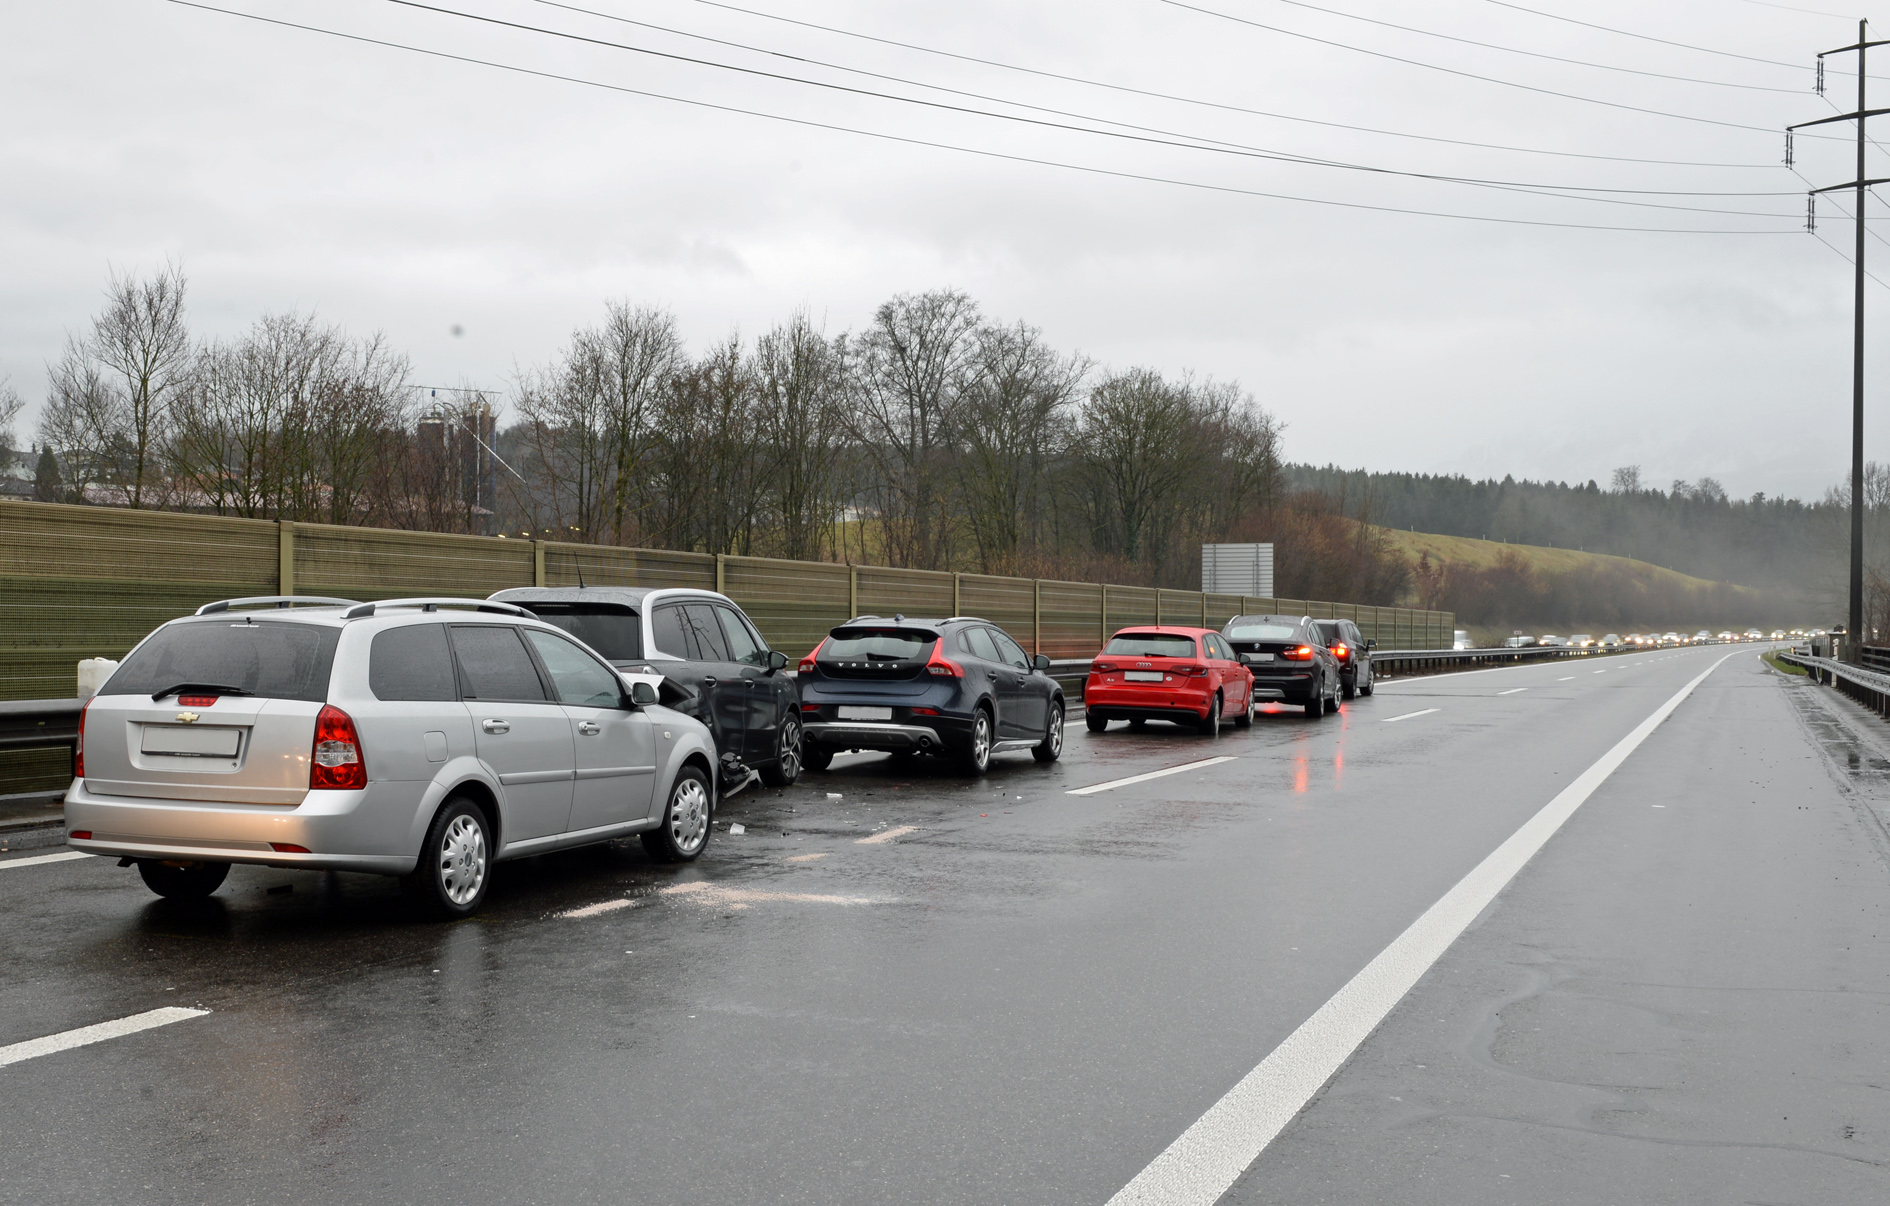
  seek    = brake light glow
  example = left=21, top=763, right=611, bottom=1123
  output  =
left=69, top=830, right=91, bottom=840
left=1092, top=661, right=1116, bottom=673
left=925, top=641, right=963, bottom=677
left=74, top=697, right=91, bottom=778
left=799, top=638, right=827, bottom=674
left=1283, top=646, right=1314, bottom=661
left=310, top=704, right=365, bottom=790
left=269, top=842, right=311, bottom=854
left=801, top=702, right=821, bottom=713
left=177, top=694, right=219, bottom=707
left=1331, top=645, right=1350, bottom=661
left=910, top=706, right=940, bottom=716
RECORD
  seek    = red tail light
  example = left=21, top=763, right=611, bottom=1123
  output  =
left=926, top=641, right=963, bottom=678
left=1331, top=645, right=1350, bottom=661
left=177, top=694, right=219, bottom=707
left=1283, top=646, right=1314, bottom=661
left=74, top=697, right=92, bottom=778
left=269, top=842, right=311, bottom=854
left=910, top=706, right=940, bottom=716
left=311, top=704, right=365, bottom=790
left=1092, top=661, right=1115, bottom=674
left=1173, top=663, right=1210, bottom=676
left=799, top=638, right=827, bottom=674
left=801, top=702, right=821, bottom=713
left=69, top=830, right=92, bottom=840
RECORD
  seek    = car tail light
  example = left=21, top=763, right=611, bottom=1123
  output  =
left=1283, top=646, right=1314, bottom=661
left=910, top=706, right=940, bottom=716
left=69, top=830, right=92, bottom=840
left=799, top=639, right=827, bottom=674
left=311, top=704, right=365, bottom=790
left=1172, top=663, right=1210, bottom=676
left=1331, top=645, right=1350, bottom=661
left=1092, top=661, right=1115, bottom=673
left=74, top=697, right=92, bottom=778
left=801, top=702, right=821, bottom=713
left=269, top=842, right=311, bottom=854
left=926, top=642, right=963, bottom=677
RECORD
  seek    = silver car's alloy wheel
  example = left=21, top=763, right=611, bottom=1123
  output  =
left=1045, top=707, right=1062, bottom=756
left=439, top=814, right=487, bottom=906
left=669, top=776, right=710, bottom=856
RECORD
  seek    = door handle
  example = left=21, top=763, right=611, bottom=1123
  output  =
left=577, top=721, right=601, bottom=736
left=701, top=676, right=718, bottom=687
left=481, top=718, right=510, bottom=734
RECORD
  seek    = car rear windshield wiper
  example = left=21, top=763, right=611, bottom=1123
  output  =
left=150, top=682, right=254, bottom=701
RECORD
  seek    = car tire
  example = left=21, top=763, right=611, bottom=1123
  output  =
left=759, top=715, right=802, bottom=787
left=801, top=744, right=834, bottom=772
left=960, top=707, right=993, bottom=775
left=137, top=859, right=230, bottom=900
left=1233, top=690, right=1254, bottom=729
left=1304, top=677, right=1324, bottom=718
left=403, top=796, right=493, bottom=917
left=1341, top=676, right=1356, bottom=701
left=642, top=765, right=713, bottom=863
left=1033, top=702, right=1065, bottom=763
left=1085, top=711, right=1108, bottom=733
left=1197, top=692, right=1222, bottom=735
left=1360, top=666, right=1374, bottom=697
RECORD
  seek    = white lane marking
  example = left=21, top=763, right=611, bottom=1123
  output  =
left=0, top=1006, right=209, bottom=1069
left=560, top=898, right=636, bottom=919
left=1381, top=709, right=1438, bottom=723
left=856, top=824, right=918, bottom=845
left=1497, top=688, right=1527, bottom=696
left=1067, top=756, right=1238, bottom=797
left=660, top=882, right=881, bottom=908
left=1557, top=676, right=1576, bottom=681
left=0, top=851, right=90, bottom=871
left=785, top=852, right=829, bottom=863
left=1593, top=669, right=1607, bottom=675
left=1104, top=651, right=1737, bottom=1206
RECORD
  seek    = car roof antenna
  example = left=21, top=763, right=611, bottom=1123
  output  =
left=572, top=547, right=586, bottom=590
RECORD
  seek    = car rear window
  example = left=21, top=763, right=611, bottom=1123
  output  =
left=823, top=628, right=937, bottom=660
left=519, top=603, right=643, bottom=662
left=104, top=619, right=340, bottom=702
left=370, top=624, right=458, bottom=702
left=1226, top=622, right=1299, bottom=641
left=1103, top=633, right=1198, bottom=658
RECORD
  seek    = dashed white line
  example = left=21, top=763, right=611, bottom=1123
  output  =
left=1104, top=651, right=1738, bottom=1206
left=661, top=882, right=881, bottom=908
left=1557, top=676, right=1576, bottom=681
left=856, top=825, right=918, bottom=846
left=0, top=851, right=89, bottom=871
left=559, top=898, right=636, bottom=919
left=1066, top=756, right=1238, bottom=797
left=0, top=1006, right=209, bottom=1069
left=1381, top=709, right=1438, bottom=723
left=1497, top=688, right=1527, bottom=696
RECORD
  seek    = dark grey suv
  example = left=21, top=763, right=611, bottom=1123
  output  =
left=491, top=587, right=801, bottom=790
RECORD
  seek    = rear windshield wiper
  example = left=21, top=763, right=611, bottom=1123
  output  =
left=150, top=682, right=254, bottom=701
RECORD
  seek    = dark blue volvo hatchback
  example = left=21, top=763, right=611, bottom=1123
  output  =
left=796, top=616, right=1064, bottom=775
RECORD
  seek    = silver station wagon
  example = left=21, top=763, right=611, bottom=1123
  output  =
left=65, top=596, right=719, bottom=916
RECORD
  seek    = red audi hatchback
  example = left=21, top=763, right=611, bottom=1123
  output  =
left=1082, top=626, right=1255, bottom=734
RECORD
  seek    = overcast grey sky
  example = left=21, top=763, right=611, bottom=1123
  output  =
left=5, top=0, right=1890, bottom=500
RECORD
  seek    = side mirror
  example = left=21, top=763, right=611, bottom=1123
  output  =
left=629, top=681, right=659, bottom=707
left=768, top=649, right=789, bottom=673
left=1033, top=653, right=1052, bottom=673
left=1366, top=639, right=1377, bottom=650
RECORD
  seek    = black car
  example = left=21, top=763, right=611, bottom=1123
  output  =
left=490, top=586, right=802, bottom=789
left=796, top=616, right=1065, bottom=774
left=1220, top=614, right=1342, bottom=717
left=1313, top=618, right=1376, bottom=699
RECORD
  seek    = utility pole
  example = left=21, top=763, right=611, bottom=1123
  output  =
left=1792, top=20, right=1890, bottom=659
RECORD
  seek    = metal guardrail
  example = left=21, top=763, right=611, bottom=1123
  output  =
left=1776, top=650, right=1890, bottom=716
left=1369, top=646, right=1584, bottom=675
left=0, top=698, right=82, bottom=759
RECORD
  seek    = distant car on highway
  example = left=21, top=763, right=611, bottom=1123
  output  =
left=1540, top=634, right=1568, bottom=648
left=1601, top=633, right=1622, bottom=649
left=796, top=615, right=1064, bottom=773
left=1220, top=615, right=1341, bottom=718
left=65, top=596, right=720, bottom=915
left=1086, top=625, right=1256, bottom=733
left=1696, top=630, right=1716, bottom=644
left=1661, top=632, right=1682, bottom=647
left=490, top=586, right=804, bottom=791
left=1313, top=618, right=1376, bottom=699
left=1452, top=629, right=1472, bottom=651
left=1569, top=634, right=1594, bottom=648
left=1502, top=635, right=1537, bottom=648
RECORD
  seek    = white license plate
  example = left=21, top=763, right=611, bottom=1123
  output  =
left=141, top=725, right=241, bottom=757
left=1248, top=652, right=1275, bottom=663
left=837, top=706, right=893, bottom=721
left=1124, top=670, right=1164, bottom=682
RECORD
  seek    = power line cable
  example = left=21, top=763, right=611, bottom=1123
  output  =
left=161, top=0, right=1801, bottom=234
left=1162, top=0, right=1845, bottom=138
left=1263, top=0, right=1808, bottom=92
left=684, top=0, right=1781, bottom=168
left=1487, top=0, right=1885, bottom=81
left=517, top=0, right=1798, bottom=203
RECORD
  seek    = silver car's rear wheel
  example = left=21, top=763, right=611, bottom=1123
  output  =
left=439, top=814, right=487, bottom=906
left=406, top=797, right=493, bottom=917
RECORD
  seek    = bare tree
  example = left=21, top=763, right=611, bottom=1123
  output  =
left=1075, top=368, right=1200, bottom=565
left=754, top=311, right=845, bottom=562
left=0, top=377, right=23, bottom=455
left=1610, top=465, right=1643, bottom=494
left=847, top=290, right=982, bottom=569
left=954, top=322, right=1084, bottom=575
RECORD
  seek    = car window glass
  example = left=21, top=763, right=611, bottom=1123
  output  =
left=103, top=620, right=340, bottom=702
left=989, top=629, right=1029, bottom=669
left=1103, top=632, right=1197, bottom=657
left=963, top=626, right=1001, bottom=662
left=520, top=604, right=642, bottom=661
left=824, top=629, right=934, bottom=660
left=1224, top=622, right=1296, bottom=641
left=524, top=630, right=623, bottom=707
left=715, top=605, right=768, bottom=667
left=369, top=624, right=458, bottom=701
left=449, top=626, right=548, bottom=701
left=1206, top=635, right=1229, bottom=661
left=651, top=604, right=693, bottom=659
left=683, top=603, right=732, bottom=661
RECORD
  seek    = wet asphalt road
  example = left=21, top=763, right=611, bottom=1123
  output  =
left=3, top=647, right=1888, bottom=1204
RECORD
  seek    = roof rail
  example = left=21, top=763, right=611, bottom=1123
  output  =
left=196, top=595, right=360, bottom=616
left=340, top=598, right=533, bottom=620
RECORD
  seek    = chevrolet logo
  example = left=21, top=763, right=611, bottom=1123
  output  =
left=176, top=711, right=200, bottom=724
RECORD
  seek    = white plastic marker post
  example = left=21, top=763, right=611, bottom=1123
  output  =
left=1381, top=709, right=1438, bottom=723
left=0, top=1007, right=209, bottom=1069
left=0, top=851, right=89, bottom=871
left=1105, top=651, right=1738, bottom=1206
left=1067, top=757, right=1237, bottom=797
